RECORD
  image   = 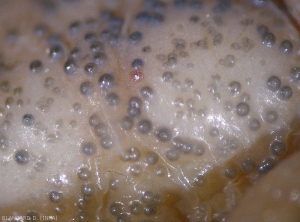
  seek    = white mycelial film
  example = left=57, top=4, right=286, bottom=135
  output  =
left=0, top=0, right=300, bottom=221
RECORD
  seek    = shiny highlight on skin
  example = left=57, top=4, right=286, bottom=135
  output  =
left=0, top=0, right=300, bottom=221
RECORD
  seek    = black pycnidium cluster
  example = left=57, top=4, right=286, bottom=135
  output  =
left=85, top=17, right=98, bottom=28
left=107, top=16, right=123, bottom=27
left=130, top=201, right=142, bottom=215
left=270, top=141, right=286, bottom=156
left=140, top=86, right=153, bottom=98
left=162, top=71, right=173, bottom=82
left=229, top=81, right=241, bottom=95
left=90, top=41, right=104, bottom=53
left=290, top=67, right=300, bottom=81
left=120, top=147, right=141, bottom=161
left=93, top=52, right=107, bottom=66
left=127, top=96, right=142, bottom=118
left=106, top=92, right=119, bottom=106
left=190, top=0, right=203, bottom=9
left=132, top=58, right=144, bottom=70
left=84, top=31, right=96, bottom=42
left=257, top=24, right=276, bottom=47
left=81, top=141, right=96, bottom=155
left=88, top=114, right=113, bottom=150
left=99, top=9, right=113, bottom=20
left=144, top=204, right=157, bottom=216
left=155, top=127, right=172, bottom=142
left=267, top=76, right=281, bottom=91
left=81, top=183, right=94, bottom=196
left=257, top=24, right=268, bottom=35
left=128, top=96, right=142, bottom=109
left=84, top=63, right=97, bottom=76
left=267, top=75, right=293, bottom=100
left=41, top=0, right=57, bottom=13
left=280, top=40, right=293, bottom=54
left=236, top=102, right=250, bottom=117
left=205, top=128, right=217, bottom=140
left=173, top=0, right=187, bottom=7
left=213, top=0, right=232, bottom=13
left=135, top=11, right=165, bottom=25
left=44, top=77, right=54, bottom=88
left=167, top=53, right=177, bottom=67
left=129, top=31, right=143, bottom=45
left=99, top=29, right=113, bottom=43
left=15, top=149, right=29, bottom=165
left=120, top=116, right=134, bottom=131
left=251, top=0, right=268, bottom=7
left=172, top=38, right=186, bottom=51
left=172, top=137, right=191, bottom=153
left=279, top=86, right=293, bottom=100
left=110, top=202, right=123, bottom=216
left=64, top=10, right=125, bottom=76
left=248, top=118, right=260, bottom=131
left=0, top=81, right=9, bottom=93
left=258, top=157, right=276, bottom=174
left=241, top=158, right=255, bottom=173
left=165, top=148, right=180, bottom=161
left=171, top=137, right=205, bottom=156
left=144, top=0, right=166, bottom=12
left=130, top=164, right=142, bottom=176
left=94, top=122, right=108, bottom=137
left=69, top=21, right=81, bottom=34
left=212, top=32, right=223, bottom=45
left=29, top=60, right=43, bottom=73
left=49, top=190, right=63, bottom=203
left=145, top=151, right=159, bottom=164
left=89, top=114, right=101, bottom=127
left=137, top=119, right=152, bottom=134
left=77, top=167, right=90, bottom=181
left=46, top=33, right=61, bottom=46
left=142, top=46, right=152, bottom=52
left=64, top=59, right=77, bottom=75
left=265, top=110, right=278, bottom=123
left=100, top=135, right=113, bottom=149
left=189, top=15, right=200, bottom=23
left=127, top=105, right=141, bottom=119
left=0, top=134, right=8, bottom=151
left=34, top=23, right=48, bottom=37
left=98, top=73, right=114, bottom=90
left=135, top=11, right=151, bottom=23
left=80, top=81, right=93, bottom=96
left=99, top=11, right=124, bottom=45
left=224, top=165, right=238, bottom=179
left=69, top=47, right=81, bottom=59
left=49, top=44, right=64, bottom=60
left=22, top=114, right=35, bottom=126
left=109, top=178, right=120, bottom=191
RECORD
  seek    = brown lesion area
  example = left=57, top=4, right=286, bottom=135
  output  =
left=227, top=123, right=300, bottom=221
left=2, top=121, right=299, bottom=221
left=272, top=0, right=300, bottom=35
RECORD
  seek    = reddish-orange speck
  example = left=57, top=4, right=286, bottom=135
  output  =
left=130, top=70, right=144, bottom=82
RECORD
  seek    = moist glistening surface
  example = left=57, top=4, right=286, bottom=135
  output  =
left=0, top=0, right=300, bottom=221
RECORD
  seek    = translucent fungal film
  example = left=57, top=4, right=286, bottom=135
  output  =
left=0, top=0, right=300, bottom=221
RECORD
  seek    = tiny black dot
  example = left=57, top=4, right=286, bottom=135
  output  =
left=22, top=114, right=35, bottom=126
left=29, top=60, right=43, bottom=73
left=15, top=149, right=29, bottom=165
